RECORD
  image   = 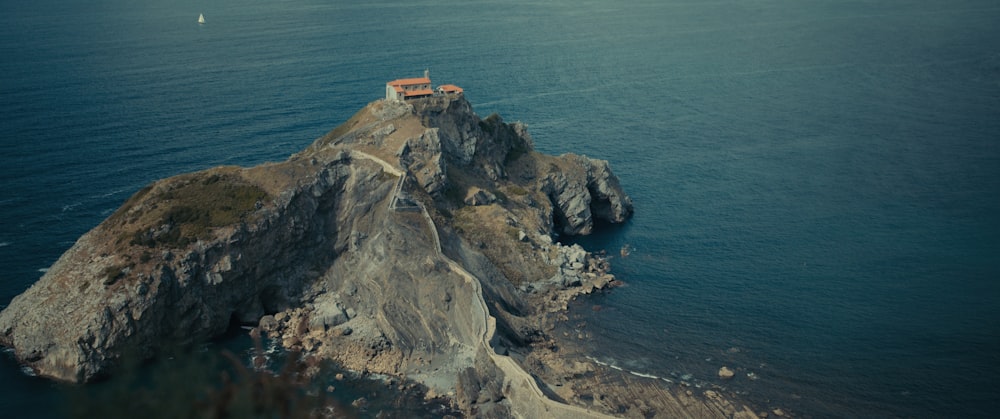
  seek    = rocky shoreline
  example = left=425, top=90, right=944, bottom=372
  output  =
left=0, top=95, right=768, bottom=417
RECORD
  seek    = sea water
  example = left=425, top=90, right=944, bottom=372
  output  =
left=2, top=0, right=998, bottom=417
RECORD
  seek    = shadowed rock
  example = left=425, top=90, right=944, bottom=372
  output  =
left=0, top=95, right=638, bottom=417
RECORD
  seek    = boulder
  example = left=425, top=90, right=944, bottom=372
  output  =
left=258, top=315, right=278, bottom=332
left=463, top=187, right=497, bottom=206
left=311, top=299, right=348, bottom=331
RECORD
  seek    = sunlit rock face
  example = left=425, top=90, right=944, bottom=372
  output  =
left=0, top=95, right=631, bottom=418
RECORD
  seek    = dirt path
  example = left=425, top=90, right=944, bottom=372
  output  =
left=345, top=149, right=610, bottom=418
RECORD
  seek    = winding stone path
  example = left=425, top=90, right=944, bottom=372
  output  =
left=346, top=149, right=609, bottom=418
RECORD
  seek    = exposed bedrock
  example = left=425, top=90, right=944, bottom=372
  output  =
left=0, top=95, right=634, bottom=417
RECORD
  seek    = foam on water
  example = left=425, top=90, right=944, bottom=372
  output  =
left=586, top=356, right=678, bottom=383
left=629, top=371, right=660, bottom=380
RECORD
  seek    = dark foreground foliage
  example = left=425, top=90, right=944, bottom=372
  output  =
left=65, top=331, right=344, bottom=419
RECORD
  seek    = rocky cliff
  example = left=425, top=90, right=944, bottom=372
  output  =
left=0, top=95, right=638, bottom=416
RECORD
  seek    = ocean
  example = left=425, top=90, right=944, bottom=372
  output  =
left=2, top=0, right=998, bottom=417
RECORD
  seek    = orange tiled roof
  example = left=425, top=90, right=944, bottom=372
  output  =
left=438, top=84, right=463, bottom=93
left=404, top=89, right=434, bottom=97
left=388, top=77, right=431, bottom=87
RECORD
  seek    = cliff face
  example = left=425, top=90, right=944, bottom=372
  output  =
left=0, top=95, right=632, bottom=415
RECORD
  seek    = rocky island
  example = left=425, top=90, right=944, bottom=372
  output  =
left=0, top=94, right=760, bottom=418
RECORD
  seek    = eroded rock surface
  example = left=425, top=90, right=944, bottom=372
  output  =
left=0, top=95, right=752, bottom=418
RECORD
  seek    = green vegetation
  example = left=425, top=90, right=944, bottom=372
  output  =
left=493, top=190, right=508, bottom=204
left=451, top=207, right=478, bottom=232
left=478, top=113, right=501, bottom=133
left=122, top=171, right=270, bottom=249
left=102, top=265, right=126, bottom=286
left=317, top=106, right=371, bottom=147
left=506, top=185, right=528, bottom=196
left=376, top=170, right=398, bottom=183
left=452, top=206, right=530, bottom=285
left=504, top=138, right=530, bottom=165
left=443, top=182, right=466, bottom=207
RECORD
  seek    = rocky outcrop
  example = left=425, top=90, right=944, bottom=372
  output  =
left=541, top=154, right=634, bottom=236
left=413, top=96, right=482, bottom=166
left=0, top=95, right=635, bottom=416
left=396, top=128, right=448, bottom=197
left=464, top=187, right=497, bottom=206
left=0, top=153, right=397, bottom=382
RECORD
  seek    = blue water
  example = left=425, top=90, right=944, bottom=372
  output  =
left=2, top=0, right=998, bottom=417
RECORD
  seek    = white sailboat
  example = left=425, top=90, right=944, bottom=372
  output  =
left=198, top=13, right=205, bottom=24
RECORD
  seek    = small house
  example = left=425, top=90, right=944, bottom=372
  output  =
left=386, top=70, right=433, bottom=101
left=385, top=70, right=463, bottom=101
left=436, top=84, right=464, bottom=95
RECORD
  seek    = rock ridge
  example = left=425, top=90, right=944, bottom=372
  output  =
left=0, top=95, right=754, bottom=418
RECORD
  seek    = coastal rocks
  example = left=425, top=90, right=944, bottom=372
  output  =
left=550, top=243, right=611, bottom=290
left=585, top=158, right=633, bottom=224
left=523, top=242, right=618, bottom=314
left=540, top=155, right=633, bottom=236
left=258, top=315, right=277, bottom=331
left=0, top=94, right=634, bottom=418
left=0, top=156, right=397, bottom=382
left=719, top=366, right=735, bottom=380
